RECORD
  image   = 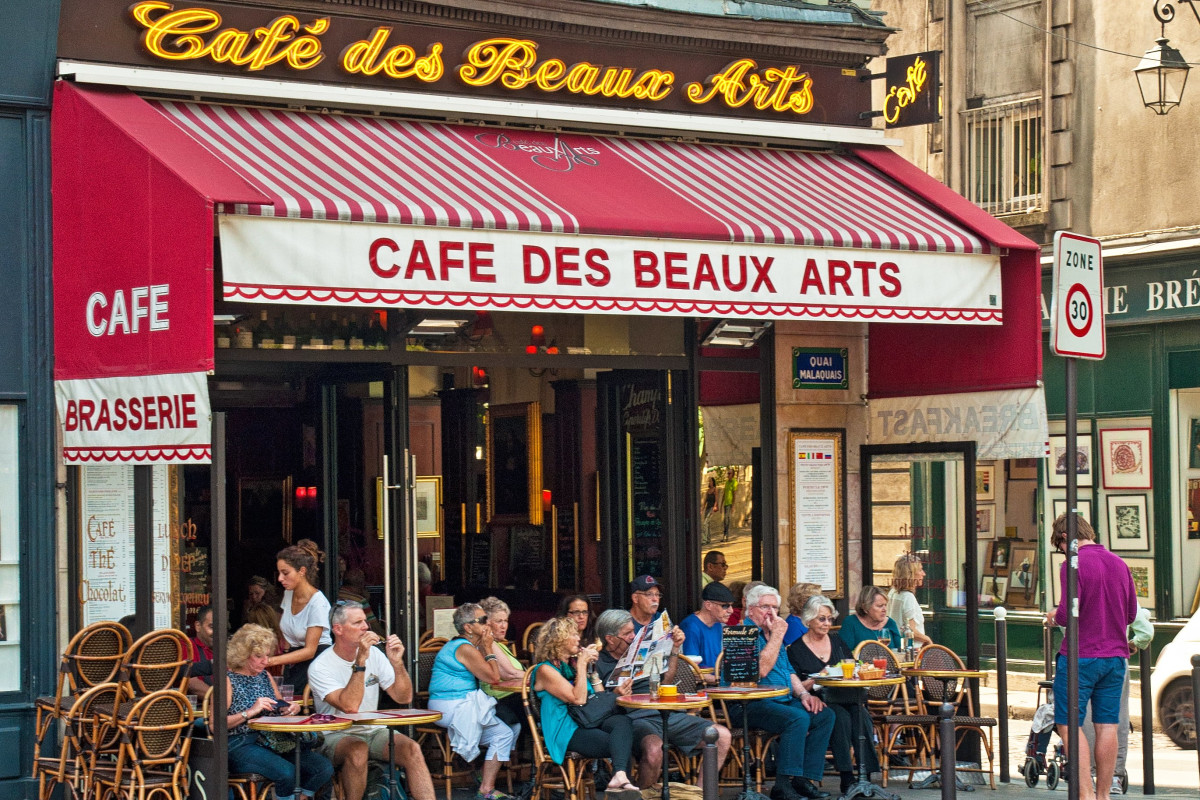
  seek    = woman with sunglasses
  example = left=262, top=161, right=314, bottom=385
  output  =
left=786, top=595, right=878, bottom=796
left=428, top=602, right=520, bottom=800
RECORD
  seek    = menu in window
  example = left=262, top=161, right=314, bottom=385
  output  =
left=792, top=436, right=839, bottom=593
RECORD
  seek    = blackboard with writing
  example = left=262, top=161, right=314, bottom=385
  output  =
left=468, top=536, right=493, bottom=587
left=509, top=523, right=546, bottom=587
left=555, top=505, right=576, bottom=590
left=721, top=625, right=761, bottom=686
left=630, top=437, right=663, bottom=577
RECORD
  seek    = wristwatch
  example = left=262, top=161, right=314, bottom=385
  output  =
left=352, top=664, right=367, bottom=673
left=240, top=711, right=249, bottom=721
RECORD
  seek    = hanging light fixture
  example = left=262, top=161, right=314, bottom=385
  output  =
left=1138, top=1, right=1193, bottom=113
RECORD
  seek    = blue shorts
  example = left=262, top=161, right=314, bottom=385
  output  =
left=1053, top=655, right=1125, bottom=726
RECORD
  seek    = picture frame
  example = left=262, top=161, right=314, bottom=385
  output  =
left=976, top=503, right=996, bottom=539
left=1008, top=458, right=1039, bottom=481
left=1006, top=543, right=1039, bottom=607
left=980, top=574, right=1007, bottom=604
left=1191, top=418, right=1200, bottom=470
left=1048, top=434, right=1093, bottom=488
left=1106, top=494, right=1150, bottom=552
left=486, top=402, right=543, bottom=525
left=975, top=464, right=996, bottom=500
left=989, top=540, right=1011, bottom=570
left=1128, top=560, right=1155, bottom=608
left=1099, top=428, right=1153, bottom=490
left=787, top=430, right=846, bottom=599
left=414, top=476, right=442, bottom=538
left=1051, top=498, right=1093, bottom=526
left=1049, top=552, right=1066, bottom=606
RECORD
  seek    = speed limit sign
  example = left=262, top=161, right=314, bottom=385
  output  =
left=1051, top=231, right=1105, bottom=359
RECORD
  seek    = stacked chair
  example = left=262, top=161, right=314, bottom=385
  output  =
left=89, top=689, right=194, bottom=800
left=852, top=640, right=935, bottom=787
left=911, top=644, right=998, bottom=789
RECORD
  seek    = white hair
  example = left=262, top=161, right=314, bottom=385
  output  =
left=744, top=584, right=781, bottom=610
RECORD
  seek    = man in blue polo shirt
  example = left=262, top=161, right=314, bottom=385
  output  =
left=680, top=581, right=734, bottom=683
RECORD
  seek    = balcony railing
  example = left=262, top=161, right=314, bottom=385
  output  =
left=962, top=97, right=1043, bottom=216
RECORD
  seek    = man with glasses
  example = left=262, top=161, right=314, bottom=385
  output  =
left=629, top=575, right=665, bottom=634
left=308, top=602, right=437, bottom=800
left=701, top=550, right=728, bottom=587
left=594, top=609, right=731, bottom=789
left=742, top=584, right=835, bottom=800
left=680, top=582, right=734, bottom=682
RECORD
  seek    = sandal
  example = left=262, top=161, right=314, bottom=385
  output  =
left=604, top=783, right=642, bottom=800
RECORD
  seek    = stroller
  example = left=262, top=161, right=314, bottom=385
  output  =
left=1021, top=681, right=1058, bottom=788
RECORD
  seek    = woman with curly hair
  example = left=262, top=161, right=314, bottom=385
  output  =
left=267, top=539, right=333, bottom=691
left=224, top=624, right=333, bottom=800
left=533, top=617, right=640, bottom=799
left=888, top=554, right=933, bottom=646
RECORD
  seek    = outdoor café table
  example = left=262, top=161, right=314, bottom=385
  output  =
left=617, top=692, right=711, bottom=800
left=705, top=685, right=789, bottom=800
left=812, top=674, right=906, bottom=800
left=249, top=715, right=353, bottom=793
left=341, top=710, right=443, bottom=800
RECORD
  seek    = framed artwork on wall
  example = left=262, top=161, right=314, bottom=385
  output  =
left=1008, top=458, right=1039, bottom=481
left=414, top=476, right=442, bottom=538
left=976, top=465, right=996, bottom=500
left=1048, top=435, right=1093, bottom=488
left=989, top=540, right=1011, bottom=570
left=976, top=503, right=996, bottom=539
left=1052, top=498, right=1093, bottom=526
left=1099, top=428, right=1152, bottom=490
left=486, top=401, right=543, bottom=525
left=1006, top=543, right=1039, bottom=607
left=1127, top=560, right=1155, bottom=608
left=1106, top=494, right=1150, bottom=551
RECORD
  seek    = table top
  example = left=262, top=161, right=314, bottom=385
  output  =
left=617, top=693, right=711, bottom=711
left=704, top=686, right=790, bottom=701
left=813, top=675, right=906, bottom=689
left=346, top=709, right=443, bottom=726
left=249, top=716, right=354, bottom=733
left=903, top=668, right=988, bottom=680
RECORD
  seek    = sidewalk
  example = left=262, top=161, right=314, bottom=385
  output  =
left=979, top=671, right=1149, bottom=729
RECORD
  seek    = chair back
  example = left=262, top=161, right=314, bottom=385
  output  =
left=521, top=622, right=544, bottom=659
left=416, top=639, right=447, bottom=702
left=120, top=629, right=192, bottom=696
left=112, top=689, right=193, bottom=784
left=70, top=681, right=129, bottom=760
left=853, top=640, right=907, bottom=707
left=521, top=664, right=551, bottom=765
left=913, top=644, right=967, bottom=709
left=67, top=621, right=133, bottom=694
left=673, top=657, right=704, bottom=695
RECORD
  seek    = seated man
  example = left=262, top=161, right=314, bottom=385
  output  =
left=186, top=604, right=215, bottom=696
left=594, top=609, right=731, bottom=789
left=628, top=575, right=665, bottom=634
left=308, top=602, right=436, bottom=800
left=741, top=584, right=835, bottom=800
left=679, top=582, right=734, bottom=683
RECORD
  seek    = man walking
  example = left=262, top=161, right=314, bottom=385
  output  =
left=1047, top=513, right=1138, bottom=800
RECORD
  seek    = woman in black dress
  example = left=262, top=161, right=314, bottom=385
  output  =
left=786, top=595, right=880, bottom=794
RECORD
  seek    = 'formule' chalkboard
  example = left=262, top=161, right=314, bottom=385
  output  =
left=721, top=625, right=760, bottom=686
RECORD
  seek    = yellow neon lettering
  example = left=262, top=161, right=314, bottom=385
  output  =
left=458, top=38, right=539, bottom=89
left=533, top=59, right=568, bottom=91
left=341, top=28, right=444, bottom=81
left=630, top=71, right=674, bottom=101
left=883, top=56, right=929, bottom=124
left=131, top=2, right=221, bottom=61
left=686, top=59, right=813, bottom=114
left=565, top=63, right=602, bottom=94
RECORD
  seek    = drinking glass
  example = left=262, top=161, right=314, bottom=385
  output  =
left=279, top=684, right=295, bottom=703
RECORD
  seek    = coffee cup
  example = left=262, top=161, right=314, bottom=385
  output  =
left=658, top=684, right=678, bottom=700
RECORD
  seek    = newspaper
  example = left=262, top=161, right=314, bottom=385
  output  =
left=606, top=611, right=673, bottom=686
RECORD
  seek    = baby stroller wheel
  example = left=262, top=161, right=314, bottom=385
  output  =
left=1046, top=761, right=1060, bottom=790
left=1023, top=758, right=1040, bottom=788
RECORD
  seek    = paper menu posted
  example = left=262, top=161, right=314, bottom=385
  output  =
left=606, top=611, right=673, bottom=686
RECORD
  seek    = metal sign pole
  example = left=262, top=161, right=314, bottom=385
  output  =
left=1065, top=357, right=1080, bottom=800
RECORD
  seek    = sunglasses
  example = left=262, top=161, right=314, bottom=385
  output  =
left=708, top=601, right=732, bottom=609
left=475, top=616, right=489, bottom=625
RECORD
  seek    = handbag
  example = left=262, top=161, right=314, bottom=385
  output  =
left=567, top=690, right=618, bottom=728
left=258, top=729, right=325, bottom=754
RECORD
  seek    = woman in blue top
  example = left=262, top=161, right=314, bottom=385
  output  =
left=837, top=586, right=902, bottom=651
left=429, top=603, right=519, bottom=800
left=533, top=617, right=640, bottom=799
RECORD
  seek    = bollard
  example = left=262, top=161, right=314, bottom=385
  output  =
left=995, top=606, right=1009, bottom=784
left=941, top=700, right=957, bottom=800
left=701, top=726, right=719, bottom=800
left=1141, top=640, right=1155, bottom=795
left=1192, top=655, right=1200, bottom=787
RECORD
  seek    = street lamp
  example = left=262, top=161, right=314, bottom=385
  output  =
left=1139, top=1, right=1194, bottom=113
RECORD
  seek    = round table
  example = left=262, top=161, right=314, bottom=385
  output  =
left=249, top=716, right=353, bottom=793
left=345, top=710, right=443, bottom=800
left=617, top=693, right=711, bottom=800
left=813, top=675, right=906, bottom=800
left=705, top=686, right=789, bottom=800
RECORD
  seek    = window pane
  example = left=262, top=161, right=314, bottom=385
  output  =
left=0, top=406, right=20, bottom=691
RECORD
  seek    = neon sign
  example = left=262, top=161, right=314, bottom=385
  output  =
left=883, top=50, right=941, bottom=129
left=883, top=56, right=928, bottom=125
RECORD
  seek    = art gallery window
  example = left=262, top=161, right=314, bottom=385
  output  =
left=0, top=406, right=21, bottom=691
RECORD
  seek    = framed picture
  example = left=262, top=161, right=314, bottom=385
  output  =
left=1106, top=494, right=1150, bottom=551
left=787, top=430, right=845, bottom=599
left=1051, top=498, right=1093, bottom=526
left=486, top=401, right=543, bottom=525
left=989, top=540, right=1011, bottom=570
left=1009, top=458, right=1039, bottom=481
left=1128, top=560, right=1155, bottom=608
left=414, top=476, right=442, bottom=538
left=1099, top=428, right=1153, bottom=490
left=1048, top=434, right=1093, bottom=488
left=976, top=503, right=996, bottom=539
left=975, top=465, right=996, bottom=500
left=1191, top=418, right=1200, bottom=470
left=1007, top=543, right=1039, bottom=606
left=980, top=575, right=1007, bottom=604
left=1049, top=552, right=1066, bottom=606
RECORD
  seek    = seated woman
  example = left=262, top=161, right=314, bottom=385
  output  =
left=533, top=617, right=640, bottom=800
left=428, top=603, right=520, bottom=800
left=478, top=596, right=528, bottom=729
left=838, top=586, right=902, bottom=651
left=558, top=594, right=596, bottom=646
left=223, top=624, right=334, bottom=800
left=785, top=596, right=879, bottom=795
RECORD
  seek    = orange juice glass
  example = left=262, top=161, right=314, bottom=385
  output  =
left=839, top=661, right=855, bottom=679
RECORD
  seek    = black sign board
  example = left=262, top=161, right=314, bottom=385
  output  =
left=721, top=624, right=761, bottom=686
left=884, top=51, right=941, bottom=128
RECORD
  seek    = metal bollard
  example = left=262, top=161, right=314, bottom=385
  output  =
left=995, top=607, right=1009, bottom=783
left=1141, top=640, right=1155, bottom=795
left=1192, top=655, right=1200, bottom=787
left=701, top=726, right=719, bottom=800
left=941, top=700, right=957, bottom=800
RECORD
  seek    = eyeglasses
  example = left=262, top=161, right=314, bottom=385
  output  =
left=813, top=616, right=835, bottom=623
left=567, top=609, right=590, bottom=617
left=712, top=562, right=728, bottom=568
left=474, top=616, right=489, bottom=625
left=637, top=591, right=663, bottom=600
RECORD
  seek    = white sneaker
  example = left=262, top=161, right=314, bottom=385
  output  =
left=1111, top=776, right=1123, bottom=793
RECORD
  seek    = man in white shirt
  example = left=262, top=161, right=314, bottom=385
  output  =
left=307, top=603, right=435, bottom=800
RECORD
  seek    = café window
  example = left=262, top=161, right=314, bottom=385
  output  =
left=0, top=406, right=21, bottom=691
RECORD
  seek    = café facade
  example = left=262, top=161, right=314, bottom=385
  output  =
left=43, top=0, right=1050, bottom=768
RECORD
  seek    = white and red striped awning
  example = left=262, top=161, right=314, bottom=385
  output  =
left=148, top=99, right=1004, bottom=323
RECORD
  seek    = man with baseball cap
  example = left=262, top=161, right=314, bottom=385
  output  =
left=629, top=575, right=665, bottom=634
left=679, top=582, right=734, bottom=681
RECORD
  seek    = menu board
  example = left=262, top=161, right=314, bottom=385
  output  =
left=721, top=624, right=760, bottom=686
left=788, top=431, right=844, bottom=597
left=554, top=504, right=576, bottom=590
left=509, top=523, right=546, bottom=585
left=80, top=465, right=175, bottom=628
left=630, top=438, right=663, bottom=577
left=468, top=535, right=493, bottom=587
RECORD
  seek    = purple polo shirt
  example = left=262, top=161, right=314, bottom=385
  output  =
left=1054, top=543, right=1138, bottom=658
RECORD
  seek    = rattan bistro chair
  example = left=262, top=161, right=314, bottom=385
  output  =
left=34, top=681, right=128, bottom=800
left=90, top=689, right=194, bottom=800
left=119, top=629, right=192, bottom=696
left=711, top=653, right=777, bottom=793
left=522, top=665, right=601, bottom=800
left=202, top=688, right=274, bottom=800
left=912, top=645, right=997, bottom=790
left=852, top=640, right=935, bottom=787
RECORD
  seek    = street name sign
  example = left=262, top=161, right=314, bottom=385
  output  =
left=1051, top=231, right=1105, bottom=360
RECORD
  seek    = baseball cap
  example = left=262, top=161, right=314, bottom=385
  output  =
left=701, top=582, right=734, bottom=603
left=630, top=575, right=662, bottom=594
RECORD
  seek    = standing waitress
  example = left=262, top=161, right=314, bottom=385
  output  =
left=267, top=539, right=332, bottom=693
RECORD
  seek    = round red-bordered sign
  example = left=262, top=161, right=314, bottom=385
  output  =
left=1064, top=283, right=1092, bottom=337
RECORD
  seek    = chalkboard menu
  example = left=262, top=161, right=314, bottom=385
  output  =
left=554, top=505, right=576, bottom=590
left=508, top=523, right=546, bottom=586
left=468, top=536, right=493, bottom=587
left=630, top=438, right=663, bottom=577
left=721, top=624, right=761, bottom=686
